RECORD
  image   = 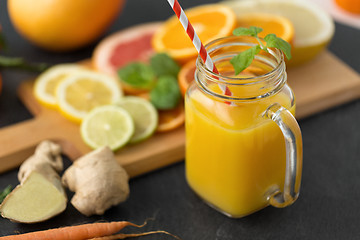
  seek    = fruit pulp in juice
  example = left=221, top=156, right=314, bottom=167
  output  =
left=185, top=83, right=296, bottom=217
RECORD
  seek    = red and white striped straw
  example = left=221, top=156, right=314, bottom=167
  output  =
left=166, top=0, right=233, bottom=99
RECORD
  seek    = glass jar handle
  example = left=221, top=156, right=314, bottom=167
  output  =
left=264, top=103, right=303, bottom=208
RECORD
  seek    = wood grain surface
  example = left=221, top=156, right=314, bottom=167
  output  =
left=0, top=48, right=359, bottom=177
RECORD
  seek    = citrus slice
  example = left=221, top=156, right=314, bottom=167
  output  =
left=33, top=64, right=88, bottom=108
left=80, top=105, right=134, bottom=151
left=236, top=13, right=294, bottom=44
left=152, top=4, right=237, bottom=64
left=157, top=103, right=185, bottom=133
left=178, top=59, right=197, bottom=97
left=92, top=23, right=160, bottom=94
left=56, top=70, right=123, bottom=123
left=116, top=96, right=158, bottom=143
left=224, top=0, right=335, bottom=66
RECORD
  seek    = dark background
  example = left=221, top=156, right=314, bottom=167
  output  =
left=1, top=0, right=360, bottom=239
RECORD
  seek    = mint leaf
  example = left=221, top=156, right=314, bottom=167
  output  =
left=0, top=56, right=48, bottom=72
left=264, top=34, right=292, bottom=60
left=150, top=75, right=181, bottom=110
left=230, top=45, right=261, bottom=75
left=233, top=26, right=263, bottom=37
left=0, top=185, right=12, bottom=204
left=150, top=53, right=180, bottom=78
left=118, top=62, right=156, bottom=89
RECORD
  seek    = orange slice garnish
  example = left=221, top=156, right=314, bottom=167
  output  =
left=152, top=4, right=237, bottom=65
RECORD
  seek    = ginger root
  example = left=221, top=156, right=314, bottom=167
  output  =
left=62, top=146, right=130, bottom=216
left=0, top=141, right=67, bottom=223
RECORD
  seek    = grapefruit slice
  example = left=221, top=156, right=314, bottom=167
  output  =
left=92, top=22, right=161, bottom=94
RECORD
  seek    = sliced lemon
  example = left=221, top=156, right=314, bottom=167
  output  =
left=56, top=70, right=123, bottom=123
left=80, top=105, right=134, bottom=151
left=33, top=64, right=88, bottom=108
left=224, top=0, right=335, bottom=66
left=116, top=96, right=158, bottom=143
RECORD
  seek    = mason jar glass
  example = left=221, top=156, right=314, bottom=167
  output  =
left=185, top=36, right=303, bottom=218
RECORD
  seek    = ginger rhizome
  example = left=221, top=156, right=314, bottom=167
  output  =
left=0, top=141, right=67, bottom=223
left=62, top=146, right=130, bottom=216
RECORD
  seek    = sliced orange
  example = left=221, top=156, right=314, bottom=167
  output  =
left=152, top=4, right=237, bottom=65
left=235, top=13, right=294, bottom=44
left=224, top=0, right=334, bottom=66
left=157, top=103, right=185, bottom=133
left=178, top=59, right=196, bottom=97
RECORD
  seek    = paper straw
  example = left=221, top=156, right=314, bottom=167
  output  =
left=166, top=0, right=233, bottom=99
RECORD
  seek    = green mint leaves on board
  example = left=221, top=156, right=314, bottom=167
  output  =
left=231, top=27, right=292, bottom=75
left=0, top=33, right=48, bottom=72
left=150, top=53, right=180, bottom=77
left=118, top=62, right=156, bottom=90
left=0, top=185, right=12, bottom=204
left=0, top=56, right=49, bottom=72
left=150, top=75, right=181, bottom=110
left=118, top=53, right=182, bottom=110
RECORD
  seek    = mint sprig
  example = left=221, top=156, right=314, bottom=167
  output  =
left=118, top=62, right=156, bottom=90
left=150, top=75, right=181, bottom=110
left=117, top=53, right=182, bottom=110
left=0, top=56, right=49, bottom=72
left=150, top=53, right=180, bottom=78
left=231, top=27, right=292, bottom=75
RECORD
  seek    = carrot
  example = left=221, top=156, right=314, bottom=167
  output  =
left=90, top=230, right=182, bottom=240
left=0, top=221, right=144, bottom=240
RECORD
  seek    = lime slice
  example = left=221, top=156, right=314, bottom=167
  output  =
left=80, top=105, right=134, bottom=151
left=116, top=96, right=158, bottom=143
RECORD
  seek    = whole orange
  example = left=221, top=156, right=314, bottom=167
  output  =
left=8, top=0, right=125, bottom=52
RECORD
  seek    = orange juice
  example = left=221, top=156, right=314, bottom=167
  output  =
left=186, top=84, right=295, bottom=217
left=184, top=36, right=302, bottom=218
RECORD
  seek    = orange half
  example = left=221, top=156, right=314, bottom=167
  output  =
left=152, top=4, right=237, bottom=65
left=157, top=103, right=185, bottom=133
left=235, top=13, right=294, bottom=44
left=178, top=59, right=196, bottom=97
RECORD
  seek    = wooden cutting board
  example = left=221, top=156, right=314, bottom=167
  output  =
left=0, top=50, right=359, bottom=177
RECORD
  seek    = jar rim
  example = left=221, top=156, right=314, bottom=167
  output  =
left=194, top=35, right=287, bottom=102
left=196, top=35, right=285, bottom=85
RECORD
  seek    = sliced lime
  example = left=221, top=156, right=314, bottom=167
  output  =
left=80, top=105, right=134, bottom=151
left=116, top=96, right=158, bottom=143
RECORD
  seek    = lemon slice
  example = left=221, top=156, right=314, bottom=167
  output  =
left=223, top=0, right=335, bottom=66
left=116, top=96, right=158, bottom=143
left=33, top=64, right=87, bottom=108
left=56, top=70, right=123, bottom=122
left=80, top=105, right=134, bottom=150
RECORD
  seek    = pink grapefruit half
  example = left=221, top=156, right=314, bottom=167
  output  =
left=92, top=22, right=161, bottom=94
